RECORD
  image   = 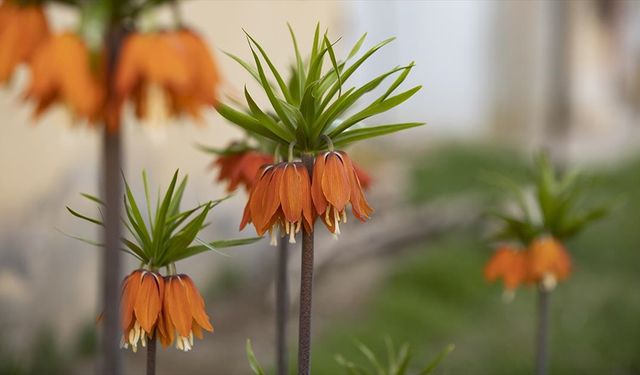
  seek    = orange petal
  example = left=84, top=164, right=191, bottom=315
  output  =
left=182, top=275, right=213, bottom=332
left=134, top=272, right=162, bottom=334
left=321, top=152, right=351, bottom=212
left=164, top=276, right=193, bottom=337
left=121, top=270, right=143, bottom=332
left=311, top=153, right=328, bottom=214
left=279, top=163, right=304, bottom=224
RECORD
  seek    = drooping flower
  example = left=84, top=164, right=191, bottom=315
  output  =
left=311, top=151, right=373, bottom=234
left=23, top=32, right=104, bottom=121
left=214, top=151, right=273, bottom=192
left=161, top=274, right=213, bottom=351
left=0, top=1, right=49, bottom=84
left=120, top=269, right=165, bottom=353
left=240, top=162, right=314, bottom=245
left=527, top=236, right=572, bottom=291
left=115, top=28, right=220, bottom=130
left=484, top=246, right=528, bottom=294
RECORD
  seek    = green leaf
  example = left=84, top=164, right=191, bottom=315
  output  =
left=246, top=339, right=266, bottom=375
left=66, top=206, right=103, bottom=226
left=244, top=30, right=293, bottom=103
left=124, top=177, right=152, bottom=245
left=418, top=344, right=455, bottom=375
left=354, top=339, right=385, bottom=375
left=332, top=122, right=425, bottom=147
left=287, top=23, right=306, bottom=103
left=348, top=33, right=368, bottom=60
left=324, top=35, right=342, bottom=97
left=209, top=237, right=263, bottom=248
left=216, top=103, right=286, bottom=143
left=330, top=85, right=422, bottom=137
left=142, top=170, right=153, bottom=229
left=80, top=193, right=104, bottom=205
left=244, top=86, right=294, bottom=142
left=223, top=50, right=275, bottom=90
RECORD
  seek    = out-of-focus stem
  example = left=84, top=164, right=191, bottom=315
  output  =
left=276, top=240, right=289, bottom=375
left=297, top=153, right=315, bottom=375
left=535, top=288, right=551, bottom=375
left=101, top=26, right=125, bottom=375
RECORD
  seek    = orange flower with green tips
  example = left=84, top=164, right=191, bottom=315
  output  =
left=120, top=270, right=164, bottom=352
left=0, top=1, right=49, bottom=84
left=484, top=246, right=527, bottom=292
left=527, top=236, right=571, bottom=291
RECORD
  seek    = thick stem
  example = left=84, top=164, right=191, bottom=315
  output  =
left=146, top=332, right=157, bottom=375
left=276, top=240, right=289, bottom=375
left=101, top=125, right=123, bottom=375
left=535, top=288, right=551, bottom=375
left=297, top=154, right=315, bottom=375
left=101, top=26, right=126, bottom=375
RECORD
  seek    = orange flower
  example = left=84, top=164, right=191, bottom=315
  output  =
left=527, top=236, right=571, bottom=290
left=311, top=151, right=373, bottom=234
left=484, top=246, right=527, bottom=291
left=161, top=274, right=213, bottom=351
left=0, top=1, right=49, bottom=83
left=240, top=162, right=314, bottom=245
left=120, top=269, right=165, bottom=352
left=24, top=32, right=104, bottom=121
left=115, top=28, right=220, bottom=129
left=214, top=151, right=274, bottom=192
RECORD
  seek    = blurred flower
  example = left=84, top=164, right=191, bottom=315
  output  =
left=311, top=151, right=373, bottom=235
left=115, top=28, right=220, bottom=130
left=24, top=32, right=104, bottom=122
left=0, top=1, right=49, bottom=84
left=214, top=151, right=273, bottom=192
left=484, top=246, right=527, bottom=299
left=120, top=269, right=165, bottom=353
left=240, top=162, right=314, bottom=245
left=161, top=274, right=213, bottom=351
left=527, top=236, right=572, bottom=291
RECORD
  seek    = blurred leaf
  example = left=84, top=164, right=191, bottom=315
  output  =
left=246, top=339, right=266, bottom=375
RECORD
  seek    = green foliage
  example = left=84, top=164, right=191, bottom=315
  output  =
left=66, top=170, right=261, bottom=269
left=489, top=153, right=611, bottom=245
left=218, top=24, right=424, bottom=155
left=246, top=339, right=266, bottom=375
left=335, top=338, right=454, bottom=375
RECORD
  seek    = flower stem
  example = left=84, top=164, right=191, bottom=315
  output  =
left=101, top=26, right=126, bottom=375
left=298, top=153, right=315, bottom=375
left=276, top=240, right=289, bottom=375
left=535, top=288, right=551, bottom=375
left=146, top=332, right=157, bottom=375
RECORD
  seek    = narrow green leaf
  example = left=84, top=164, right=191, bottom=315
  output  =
left=222, top=50, right=275, bottom=90
left=348, top=32, right=367, bottom=60
left=287, top=23, right=306, bottom=102
left=244, top=30, right=293, bottom=103
left=244, top=86, right=294, bottom=142
left=80, top=193, right=104, bottom=205
left=324, top=35, right=342, bottom=98
left=216, top=103, right=286, bottom=142
left=209, top=237, right=263, bottom=248
left=418, top=344, right=455, bottom=375
left=246, top=339, right=266, bottom=375
left=142, top=170, right=153, bottom=229
left=332, top=122, right=425, bottom=147
left=66, top=206, right=103, bottom=226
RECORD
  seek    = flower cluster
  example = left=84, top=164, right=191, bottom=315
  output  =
left=240, top=150, right=372, bottom=244
left=484, top=236, right=572, bottom=296
left=1, top=1, right=220, bottom=129
left=121, top=270, right=213, bottom=352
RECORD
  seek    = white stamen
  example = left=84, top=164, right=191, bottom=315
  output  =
left=325, top=209, right=331, bottom=226
left=541, top=273, right=557, bottom=292
left=342, top=211, right=347, bottom=223
left=289, top=224, right=296, bottom=243
left=270, top=229, right=278, bottom=246
left=295, top=221, right=301, bottom=233
left=333, top=209, right=341, bottom=235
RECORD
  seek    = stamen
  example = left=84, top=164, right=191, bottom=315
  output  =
left=269, top=228, right=278, bottom=246
left=325, top=209, right=332, bottom=226
left=295, top=221, right=301, bottom=233
left=342, top=210, right=347, bottom=223
left=289, top=224, right=296, bottom=244
left=333, top=209, right=341, bottom=234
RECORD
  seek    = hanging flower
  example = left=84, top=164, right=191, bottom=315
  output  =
left=0, top=1, right=49, bottom=84
left=240, top=162, right=314, bottom=245
left=484, top=246, right=527, bottom=298
left=23, top=32, right=104, bottom=121
left=115, top=28, right=220, bottom=129
left=214, top=151, right=273, bottom=192
left=527, top=236, right=572, bottom=291
left=120, top=269, right=165, bottom=353
left=161, top=274, right=214, bottom=351
left=311, top=151, right=373, bottom=235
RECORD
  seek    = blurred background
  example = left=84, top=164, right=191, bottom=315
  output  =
left=1, top=0, right=640, bottom=374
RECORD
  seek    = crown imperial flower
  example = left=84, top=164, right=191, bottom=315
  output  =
left=311, top=151, right=373, bottom=234
left=120, top=269, right=165, bottom=352
left=161, top=274, right=213, bottom=351
left=484, top=246, right=527, bottom=298
left=214, top=150, right=274, bottom=192
left=527, top=236, right=571, bottom=291
left=240, top=162, right=314, bottom=245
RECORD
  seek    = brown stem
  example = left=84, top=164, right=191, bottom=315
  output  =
left=276, top=240, right=289, bottom=375
left=101, top=27, right=126, bottom=375
left=147, top=332, right=157, bottom=375
left=535, top=288, right=551, bottom=375
left=298, top=153, right=315, bottom=375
